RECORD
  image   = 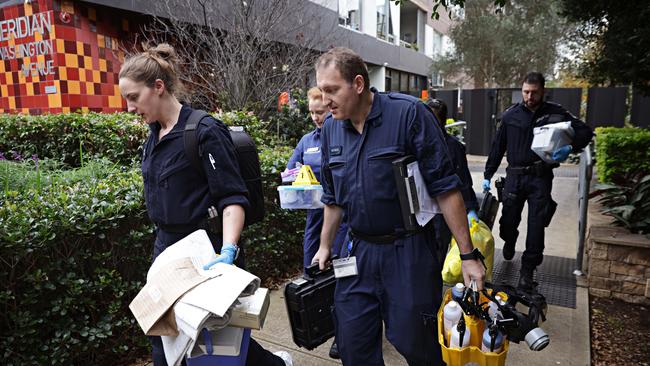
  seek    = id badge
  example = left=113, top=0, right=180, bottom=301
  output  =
left=332, top=257, right=358, bottom=278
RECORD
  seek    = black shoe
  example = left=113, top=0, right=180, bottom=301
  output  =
left=517, top=270, right=535, bottom=292
left=329, top=341, right=340, bottom=359
left=502, top=241, right=515, bottom=260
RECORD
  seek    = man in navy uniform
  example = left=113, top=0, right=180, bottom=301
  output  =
left=311, top=47, right=485, bottom=365
left=482, top=72, right=593, bottom=290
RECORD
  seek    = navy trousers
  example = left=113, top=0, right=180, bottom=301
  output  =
left=499, top=172, right=556, bottom=272
left=334, top=228, right=444, bottom=365
left=303, top=208, right=348, bottom=269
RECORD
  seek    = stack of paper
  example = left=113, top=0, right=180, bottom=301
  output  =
left=129, top=230, right=262, bottom=366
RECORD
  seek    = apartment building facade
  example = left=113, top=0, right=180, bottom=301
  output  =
left=0, top=0, right=455, bottom=114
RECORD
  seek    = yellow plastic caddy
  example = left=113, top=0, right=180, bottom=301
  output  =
left=437, top=288, right=509, bottom=366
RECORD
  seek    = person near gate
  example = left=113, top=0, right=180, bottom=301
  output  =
left=118, top=43, right=292, bottom=366
left=482, top=72, right=593, bottom=291
left=427, top=98, right=479, bottom=263
left=311, top=47, right=486, bottom=365
left=286, top=87, right=348, bottom=359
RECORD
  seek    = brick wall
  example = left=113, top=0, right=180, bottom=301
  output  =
left=587, top=225, right=650, bottom=305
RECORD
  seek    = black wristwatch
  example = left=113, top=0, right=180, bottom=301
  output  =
left=460, top=248, right=487, bottom=269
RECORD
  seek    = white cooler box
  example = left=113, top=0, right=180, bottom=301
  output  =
left=531, top=121, right=575, bottom=164
left=277, top=185, right=324, bottom=209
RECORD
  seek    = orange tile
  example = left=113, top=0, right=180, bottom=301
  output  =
left=59, top=67, right=67, bottom=80
left=99, top=59, right=107, bottom=72
left=85, top=56, right=92, bottom=69
left=26, top=83, right=34, bottom=96
left=86, top=82, right=94, bottom=94
left=65, top=53, right=78, bottom=68
left=48, top=93, right=62, bottom=108
left=79, top=69, right=86, bottom=81
left=92, top=70, right=100, bottom=82
left=81, top=106, right=89, bottom=113
left=63, top=107, right=71, bottom=113
left=1, top=85, right=7, bottom=97
left=9, top=97, right=15, bottom=109
left=68, top=80, right=80, bottom=94
left=56, top=39, right=65, bottom=53
left=77, top=41, right=84, bottom=55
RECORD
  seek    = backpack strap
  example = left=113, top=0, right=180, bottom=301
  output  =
left=184, top=109, right=211, bottom=174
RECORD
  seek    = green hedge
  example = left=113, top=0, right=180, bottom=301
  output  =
left=595, top=127, right=650, bottom=182
left=0, top=113, right=306, bottom=364
left=0, top=113, right=148, bottom=168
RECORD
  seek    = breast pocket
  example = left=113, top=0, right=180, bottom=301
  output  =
left=159, top=160, right=191, bottom=189
left=328, top=156, right=346, bottom=201
left=367, top=146, right=404, bottom=200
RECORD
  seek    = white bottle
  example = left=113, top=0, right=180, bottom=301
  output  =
left=450, top=320, right=471, bottom=349
left=481, top=328, right=505, bottom=353
left=451, top=283, right=465, bottom=303
left=488, top=295, right=502, bottom=319
left=443, top=301, right=463, bottom=337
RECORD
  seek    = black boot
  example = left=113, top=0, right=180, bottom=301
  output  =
left=502, top=241, right=515, bottom=260
left=517, top=267, right=535, bottom=292
left=329, top=340, right=340, bottom=359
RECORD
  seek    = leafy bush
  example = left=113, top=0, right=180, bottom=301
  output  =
left=590, top=172, right=650, bottom=235
left=267, top=89, right=314, bottom=147
left=0, top=112, right=148, bottom=168
left=1, top=163, right=153, bottom=365
left=595, top=127, right=650, bottom=183
left=0, top=111, right=306, bottom=364
left=217, top=110, right=278, bottom=147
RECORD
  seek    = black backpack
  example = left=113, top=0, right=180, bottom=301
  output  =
left=184, top=109, right=265, bottom=226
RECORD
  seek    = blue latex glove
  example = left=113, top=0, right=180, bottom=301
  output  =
left=203, top=243, right=238, bottom=269
left=482, top=179, right=491, bottom=192
left=552, top=145, right=572, bottom=162
left=467, top=210, right=479, bottom=226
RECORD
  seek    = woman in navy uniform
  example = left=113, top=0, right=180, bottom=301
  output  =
left=427, top=98, right=479, bottom=264
left=311, top=47, right=485, bottom=366
left=286, top=87, right=348, bottom=269
left=118, top=43, right=291, bottom=366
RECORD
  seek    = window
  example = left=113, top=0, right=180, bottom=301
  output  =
left=338, top=0, right=360, bottom=31
left=432, top=30, right=443, bottom=57
left=376, top=0, right=394, bottom=41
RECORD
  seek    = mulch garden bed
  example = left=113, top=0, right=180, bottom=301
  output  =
left=590, top=297, right=650, bottom=365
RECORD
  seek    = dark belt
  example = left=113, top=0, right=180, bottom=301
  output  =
left=157, top=219, right=211, bottom=234
left=349, top=227, right=422, bottom=245
left=506, top=161, right=557, bottom=176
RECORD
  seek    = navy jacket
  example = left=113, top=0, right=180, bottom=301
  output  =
left=484, top=101, right=594, bottom=180
left=320, top=90, right=462, bottom=236
left=141, top=104, right=249, bottom=228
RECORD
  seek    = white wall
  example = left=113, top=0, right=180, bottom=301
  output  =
left=361, top=0, right=376, bottom=37
left=368, top=65, right=386, bottom=91
left=424, top=24, right=434, bottom=57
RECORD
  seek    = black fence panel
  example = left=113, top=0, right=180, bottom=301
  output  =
left=431, top=89, right=459, bottom=120
left=545, top=88, right=582, bottom=119
left=462, top=89, right=497, bottom=156
left=586, top=87, right=627, bottom=128
left=631, top=89, right=650, bottom=128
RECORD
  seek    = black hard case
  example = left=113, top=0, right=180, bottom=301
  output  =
left=284, top=263, right=336, bottom=350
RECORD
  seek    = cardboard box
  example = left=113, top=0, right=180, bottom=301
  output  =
left=229, top=287, right=270, bottom=330
left=129, top=257, right=210, bottom=336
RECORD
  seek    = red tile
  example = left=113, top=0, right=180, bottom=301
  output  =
left=67, top=67, right=79, bottom=80
left=100, top=83, right=112, bottom=95
left=69, top=94, right=82, bottom=106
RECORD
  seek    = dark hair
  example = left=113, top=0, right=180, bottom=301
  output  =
left=315, top=47, right=370, bottom=91
left=523, top=72, right=545, bottom=88
left=427, top=98, right=447, bottom=130
left=119, top=43, right=183, bottom=96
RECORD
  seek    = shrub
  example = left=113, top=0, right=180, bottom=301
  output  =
left=266, top=89, right=314, bottom=147
left=0, top=163, right=153, bottom=365
left=595, top=127, right=650, bottom=183
left=0, top=112, right=306, bottom=364
left=0, top=113, right=148, bottom=168
left=590, top=172, right=650, bottom=235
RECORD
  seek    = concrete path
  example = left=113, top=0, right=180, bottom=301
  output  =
left=253, top=155, right=591, bottom=366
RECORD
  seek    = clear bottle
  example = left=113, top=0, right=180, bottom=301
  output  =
left=451, top=283, right=465, bottom=303
left=481, top=327, right=505, bottom=353
left=443, top=301, right=463, bottom=339
left=450, top=318, right=471, bottom=349
left=488, top=295, right=503, bottom=320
